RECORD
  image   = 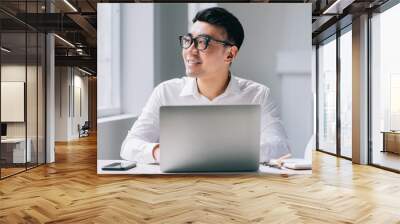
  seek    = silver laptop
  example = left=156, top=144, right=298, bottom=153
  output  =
left=160, top=105, right=260, bottom=173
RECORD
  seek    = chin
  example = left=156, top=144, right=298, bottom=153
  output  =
left=186, top=70, right=200, bottom=77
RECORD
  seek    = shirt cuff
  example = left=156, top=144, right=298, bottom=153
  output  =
left=120, top=137, right=158, bottom=164
left=139, top=143, right=159, bottom=164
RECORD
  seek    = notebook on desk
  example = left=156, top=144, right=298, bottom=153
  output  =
left=282, top=159, right=312, bottom=170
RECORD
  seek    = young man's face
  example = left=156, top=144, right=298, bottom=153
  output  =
left=182, top=21, right=234, bottom=79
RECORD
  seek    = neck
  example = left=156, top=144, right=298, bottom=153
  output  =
left=196, top=71, right=230, bottom=101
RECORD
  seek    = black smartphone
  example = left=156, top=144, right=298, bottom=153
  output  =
left=102, top=161, right=137, bottom=171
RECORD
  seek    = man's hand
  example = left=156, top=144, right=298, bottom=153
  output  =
left=152, top=144, right=160, bottom=162
left=268, top=153, right=292, bottom=168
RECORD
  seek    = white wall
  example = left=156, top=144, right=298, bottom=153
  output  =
left=55, top=67, right=89, bottom=141
left=120, top=4, right=154, bottom=116
left=55, top=67, right=69, bottom=141
left=154, top=4, right=187, bottom=85
left=71, top=74, right=89, bottom=138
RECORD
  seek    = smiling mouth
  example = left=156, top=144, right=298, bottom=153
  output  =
left=186, top=60, right=202, bottom=65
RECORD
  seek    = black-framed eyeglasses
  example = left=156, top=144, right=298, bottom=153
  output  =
left=179, top=34, right=234, bottom=51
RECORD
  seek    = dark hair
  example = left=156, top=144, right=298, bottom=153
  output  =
left=192, top=7, right=244, bottom=50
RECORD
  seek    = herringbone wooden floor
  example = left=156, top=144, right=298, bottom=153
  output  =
left=1, top=134, right=400, bottom=224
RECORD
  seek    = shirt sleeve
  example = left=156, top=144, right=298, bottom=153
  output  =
left=259, top=88, right=291, bottom=162
left=120, top=85, right=162, bottom=164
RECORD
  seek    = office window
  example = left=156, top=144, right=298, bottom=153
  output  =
left=318, top=36, right=337, bottom=155
left=371, top=3, right=400, bottom=171
left=340, top=28, right=352, bottom=158
left=1, top=32, right=28, bottom=178
left=0, top=1, right=46, bottom=179
left=97, top=4, right=121, bottom=118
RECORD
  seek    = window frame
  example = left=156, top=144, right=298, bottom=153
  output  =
left=315, top=24, right=353, bottom=161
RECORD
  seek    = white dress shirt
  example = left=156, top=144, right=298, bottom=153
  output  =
left=120, top=75, right=290, bottom=164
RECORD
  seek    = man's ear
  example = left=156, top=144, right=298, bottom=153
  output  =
left=225, top=46, right=239, bottom=63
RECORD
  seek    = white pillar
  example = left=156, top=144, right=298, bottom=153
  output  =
left=46, top=32, right=55, bottom=163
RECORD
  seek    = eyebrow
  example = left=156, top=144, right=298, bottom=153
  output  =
left=188, top=33, right=211, bottom=38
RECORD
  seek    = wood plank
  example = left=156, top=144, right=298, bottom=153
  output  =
left=0, top=134, right=400, bottom=223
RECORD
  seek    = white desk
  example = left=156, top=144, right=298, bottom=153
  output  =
left=1, top=138, right=31, bottom=163
left=97, top=160, right=312, bottom=175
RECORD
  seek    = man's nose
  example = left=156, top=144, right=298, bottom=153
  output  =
left=186, top=41, right=199, bottom=55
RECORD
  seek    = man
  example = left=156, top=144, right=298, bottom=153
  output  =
left=120, top=7, right=290, bottom=164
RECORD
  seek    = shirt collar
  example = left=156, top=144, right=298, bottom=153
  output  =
left=179, top=76, right=199, bottom=97
left=179, top=73, right=241, bottom=98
